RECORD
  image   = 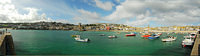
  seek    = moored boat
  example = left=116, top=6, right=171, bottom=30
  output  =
left=108, top=35, right=117, bottom=38
left=184, top=33, right=196, bottom=38
left=148, top=34, right=159, bottom=39
left=142, top=35, right=151, bottom=37
left=116, top=32, right=120, bottom=34
left=100, top=34, right=105, bottom=36
left=157, top=33, right=162, bottom=36
left=182, top=36, right=194, bottom=47
left=189, top=33, right=196, bottom=38
left=74, top=35, right=89, bottom=42
left=125, top=33, right=136, bottom=36
left=162, top=36, right=176, bottom=42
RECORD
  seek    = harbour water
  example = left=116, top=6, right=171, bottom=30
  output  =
left=10, top=30, right=192, bottom=55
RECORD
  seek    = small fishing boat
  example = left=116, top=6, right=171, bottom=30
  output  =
left=125, top=33, right=136, bottom=36
left=148, top=34, right=159, bottom=39
left=108, top=35, right=117, bottom=38
left=162, top=36, right=176, bottom=42
left=142, top=35, right=151, bottom=37
left=189, top=33, right=196, bottom=38
left=74, top=35, right=89, bottom=42
left=100, top=34, right=105, bottom=36
left=182, top=37, right=194, bottom=47
left=184, top=33, right=196, bottom=38
left=141, top=32, right=151, bottom=37
left=157, top=33, right=162, bottom=36
left=116, top=32, right=120, bottom=34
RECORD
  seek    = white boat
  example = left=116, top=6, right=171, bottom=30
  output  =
left=167, top=33, right=170, bottom=35
left=182, top=37, right=194, bottom=47
left=108, top=35, right=117, bottom=38
left=162, top=36, right=176, bottom=42
left=184, top=33, right=196, bottom=38
left=189, top=33, right=196, bottom=38
left=100, top=34, right=105, bottom=36
left=156, top=33, right=162, bottom=36
left=74, top=35, right=89, bottom=42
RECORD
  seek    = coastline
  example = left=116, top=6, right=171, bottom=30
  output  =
left=4, top=29, right=198, bottom=33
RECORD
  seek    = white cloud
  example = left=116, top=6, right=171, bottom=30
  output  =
left=72, top=9, right=102, bottom=24
left=0, top=0, right=71, bottom=23
left=1, top=0, right=199, bottom=27
left=125, top=10, right=157, bottom=26
left=115, top=0, right=121, bottom=3
left=105, top=0, right=200, bottom=26
left=93, top=0, right=115, bottom=11
left=54, top=19, right=69, bottom=23
left=0, top=0, right=53, bottom=23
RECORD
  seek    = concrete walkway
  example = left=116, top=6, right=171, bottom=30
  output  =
left=191, top=33, right=200, bottom=56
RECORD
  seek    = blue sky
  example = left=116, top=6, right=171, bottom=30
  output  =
left=11, top=0, right=123, bottom=24
left=0, top=0, right=200, bottom=27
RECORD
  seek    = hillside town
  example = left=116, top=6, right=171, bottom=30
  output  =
left=0, top=21, right=199, bottom=32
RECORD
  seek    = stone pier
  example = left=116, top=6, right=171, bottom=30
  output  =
left=0, top=33, right=15, bottom=55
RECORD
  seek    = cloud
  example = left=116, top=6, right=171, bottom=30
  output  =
left=72, top=9, right=102, bottom=24
left=115, top=0, right=121, bottom=3
left=105, top=0, right=200, bottom=26
left=93, top=0, right=115, bottom=11
left=0, top=0, right=70, bottom=23
left=1, top=0, right=199, bottom=27
left=54, top=19, right=69, bottom=23
left=125, top=10, right=157, bottom=26
left=0, top=0, right=50, bottom=23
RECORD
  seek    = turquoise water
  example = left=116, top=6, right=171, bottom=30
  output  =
left=10, top=30, right=192, bottom=55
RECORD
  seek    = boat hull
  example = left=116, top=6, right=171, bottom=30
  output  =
left=126, top=34, right=136, bottom=36
left=75, top=38, right=89, bottom=42
left=162, top=37, right=176, bottom=42
left=182, top=41, right=194, bottom=46
left=108, top=36, right=117, bottom=38
left=182, top=42, right=193, bottom=46
left=162, top=39, right=174, bottom=42
left=182, top=39, right=194, bottom=47
left=142, top=35, right=150, bottom=37
left=148, top=36, right=159, bottom=39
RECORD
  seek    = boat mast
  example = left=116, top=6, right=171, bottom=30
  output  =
left=78, top=23, right=82, bottom=31
left=148, top=24, right=149, bottom=32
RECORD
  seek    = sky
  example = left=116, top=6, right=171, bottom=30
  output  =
left=0, top=0, right=200, bottom=27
